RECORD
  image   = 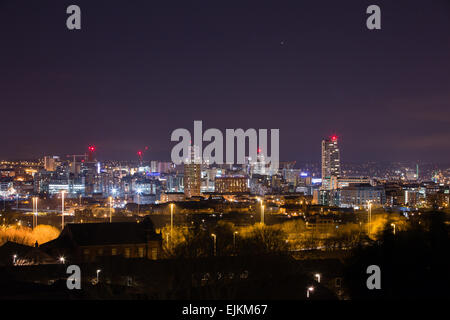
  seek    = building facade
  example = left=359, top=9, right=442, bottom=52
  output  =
left=215, top=176, right=249, bottom=193
left=321, top=136, right=341, bottom=190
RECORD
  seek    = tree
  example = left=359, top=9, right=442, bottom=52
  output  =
left=238, top=224, right=289, bottom=256
left=343, top=212, right=450, bottom=299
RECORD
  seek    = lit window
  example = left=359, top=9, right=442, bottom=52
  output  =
left=124, top=248, right=131, bottom=258
left=111, top=248, right=117, bottom=255
left=151, top=247, right=157, bottom=260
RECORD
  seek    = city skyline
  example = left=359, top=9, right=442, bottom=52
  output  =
left=1, top=0, right=449, bottom=304
left=1, top=0, right=449, bottom=162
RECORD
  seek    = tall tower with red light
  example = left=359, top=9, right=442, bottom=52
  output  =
left=321, top=135, right=341, bottom=188
left=88, top=145, right=96, bottom=162
left=137, top=146, right=149, bottom=166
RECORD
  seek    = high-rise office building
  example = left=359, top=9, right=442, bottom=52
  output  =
left=321, top=136, right=341, bottom=189
left=184, top=145, right=201, bottom=198
left=44, top=156, right=59, bottom=171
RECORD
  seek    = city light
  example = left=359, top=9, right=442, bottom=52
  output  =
left=61, top=190, right=66, bottom=231
left=315, top=273, right=321, bottom=283
left=211, top=234, right=217, bottom=257
left=0, top=1, right=448, bottom=304
left=307, top=286, right=314, bottom=298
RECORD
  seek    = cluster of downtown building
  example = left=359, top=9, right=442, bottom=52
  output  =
left=1, top=138, right=449, bottom=211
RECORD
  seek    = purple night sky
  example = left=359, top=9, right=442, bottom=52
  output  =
left=1, top=0, right=449, bottom=163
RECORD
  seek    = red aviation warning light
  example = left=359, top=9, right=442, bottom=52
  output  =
left=137, top=146, right=149, bottom=164
left=331, top=135, right=338, bottom=141
left=88, top=145, right=96, bottom=162
left=137, top=150, right=144, bottom=163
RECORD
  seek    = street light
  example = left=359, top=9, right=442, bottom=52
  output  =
left=136, top=189, right=142, bottom=215
left=96, top=269, right=101, bottom=283
left=307, top=286, right=314, bottom=298
left=211, top=233, right=217, bottom=256
left=35, top=197, right=38, bottom=228
left=367, top=201, right=372, bottom=235
left=59, top=256, right=65, bottom=264
left=261, top=204, right=265, bottom=225
left=32, top=197, right=38, bottom=229
left=257, top=198, right=265, bottom=225
left=233, top=231, right=238, bottom=250
left=391, top=223, right=396, bottom=235
left=61, top=191, right=66, bottom=230
left=13, top=254, right=17, bottom=265
left=109, top=196, right=113, bottom=223
left=315, top=273, right=321, bottom=283
left=170, top=203, right=174, bottom=248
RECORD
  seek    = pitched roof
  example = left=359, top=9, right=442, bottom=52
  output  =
left=60, top=217, right=161, bottom=247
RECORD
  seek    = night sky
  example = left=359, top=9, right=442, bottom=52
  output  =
left=1, top=0, right=449, bottom=163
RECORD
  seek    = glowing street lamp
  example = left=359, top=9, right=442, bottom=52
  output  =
left=233, top=231, right=238, bottom=250
left=211, top=233, right=217, bottom=256
left=61, top=191, right=66, bottom=230
left=307, top=286, right=314, bottom=298
left=32, top=197, right=38, bottom=229
left=13, top=254, right=17, bottom=265
left=257, top=198, right=265, bottom=225
left=109, top=196, right=113, bottom=223
left=59, top=256, right=65, bottom=264
left=315, top=273, right=321, bottom=283
left=261, top=204, right=265, bottom=225
left=391, top=223, right=396, bottom=235
left=367, top=201, right=372, bottom=235
left=96, top=269, right=101, bottom=283
left=170, top=203, right=174, bottom=248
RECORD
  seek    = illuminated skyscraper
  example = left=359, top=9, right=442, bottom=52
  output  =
left=321, top=136, right=341, bottom=189
left=183, top=145, right=201, bottom=198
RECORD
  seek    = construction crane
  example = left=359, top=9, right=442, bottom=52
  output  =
left=66, top=154, right=87, bottom=173
left=87, top=145, right=97, bottom=162
left=137, top=146, right=149, bottom=165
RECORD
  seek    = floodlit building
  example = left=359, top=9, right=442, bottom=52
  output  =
left=215, top=176, right=249, bottom=193
left=321, top=136, right=341, bottom=190
left=43, top=156, right=59, bottom=172
left=338, top=184, right=386, bottom=208
left=184, top=145, right=202, bottom=198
